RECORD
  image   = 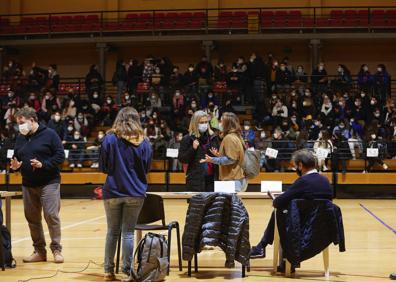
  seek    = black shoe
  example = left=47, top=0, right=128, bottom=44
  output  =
left=390, top=273, right=396, bottom=280
left=250, top=245, right=266, bottom=259
left=277, top=261, right=296, bottom=273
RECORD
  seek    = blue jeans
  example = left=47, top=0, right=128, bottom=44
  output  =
left=104, top=197, right=144, bottom=274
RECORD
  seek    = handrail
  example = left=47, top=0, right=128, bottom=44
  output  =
left=3, top=6, right=396, bottom=17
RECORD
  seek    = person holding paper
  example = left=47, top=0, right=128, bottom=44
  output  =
left=200, top=112, right=247, bottom=192
left=11, top=107, right=65, bottom=263
left=364, top=133, right=388, bottom=173
left=250, top=149, right=333, bottom=259
left=178, top=110, right=220, bottom=192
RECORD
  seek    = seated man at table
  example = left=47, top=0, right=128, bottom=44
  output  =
left=250, top=149, right=333, bottom=259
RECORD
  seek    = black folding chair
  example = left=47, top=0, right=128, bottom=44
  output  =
left=115, top=193, right=182, bottom=274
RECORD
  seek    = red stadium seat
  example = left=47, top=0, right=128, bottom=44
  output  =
left=86, top=15, right=100, bottom=23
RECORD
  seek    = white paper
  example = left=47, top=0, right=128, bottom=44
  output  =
left=316, top=148, right=329, bottom=160
left=64, top=150, right=70, bottom=159
left=265, top=148, right=278, bottom=159
left=166, top=148, right=179, bottom=158
left=6, top=149, right=14, bottom=159
left=214, top=181, right=236, bottom=193
left=367, top=148, right=379, bottom=157
left=261, top=181, right=283, bottom=192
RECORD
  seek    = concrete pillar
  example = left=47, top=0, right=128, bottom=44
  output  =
left=96, top=43, right=108, bottom=80
left=202, top=40, right=214, bottom=62
left=309, top=39, right=322, bottom=71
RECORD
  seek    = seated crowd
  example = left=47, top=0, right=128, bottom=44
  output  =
left=0, top=53, right=396, bottom=173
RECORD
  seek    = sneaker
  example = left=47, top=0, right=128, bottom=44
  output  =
left=323, top=165, right=329, bottom=171
left=53, top=250, right=64, bottom=263
left=77, top=163, right=83, bottom=168
left=250, top=245, right=266, bottom=259
left=383, top=164, right=389, bottom=170
left=23, top=251, right=47, bottom=263
left=362, top=170, right=367, bottom=174
left=91, top=162, right=99, bottom=168
left=104, top=273, right=116, bottom=281
left=390, top=273, right=396, bottom=280
left=69, top=163, right=75, bottom=168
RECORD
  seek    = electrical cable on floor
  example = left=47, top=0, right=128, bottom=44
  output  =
left=17, top=260, right=104, bottom=282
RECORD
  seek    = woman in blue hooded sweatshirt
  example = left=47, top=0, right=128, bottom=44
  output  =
left=99, top=107, right=152, bottom=281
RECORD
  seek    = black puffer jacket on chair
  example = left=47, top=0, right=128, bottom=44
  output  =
left=182, top=193, right=250, bottom=267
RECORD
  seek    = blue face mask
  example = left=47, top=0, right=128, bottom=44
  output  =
left=198, top=123, right=208, bottom=133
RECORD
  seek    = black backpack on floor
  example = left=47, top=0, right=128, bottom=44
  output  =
left=1, top=225, right=16, bottom=268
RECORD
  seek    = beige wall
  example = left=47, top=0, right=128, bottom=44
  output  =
left=6, top=39, right=396, bottom=81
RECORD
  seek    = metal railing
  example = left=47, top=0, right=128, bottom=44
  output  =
left=2, top=6, right=396, bottom=38
left=1, top=140, right=395, bottom=172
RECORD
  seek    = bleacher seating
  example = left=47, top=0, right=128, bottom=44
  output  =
left=3, top=8, right=396, bottom=36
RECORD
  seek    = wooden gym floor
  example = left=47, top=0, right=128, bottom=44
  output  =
left=2, top=198, right=396, bottom=282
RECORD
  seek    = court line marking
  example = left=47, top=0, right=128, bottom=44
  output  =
left=359, top=203, right=396, bottom=234
left=12, top=215, right=106, bottom=244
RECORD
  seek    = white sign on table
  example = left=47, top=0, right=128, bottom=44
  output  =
left=367, top=148, right=379, bottom=157
left=7, top=150, right=14, bottom=159
left=166, top=148, right=179, bottom=158
left=261, top=181, right=283, bottom=193
left=316, top=148, right=330, bottom=160
left=64, top=150, right=70, bottom=159
left=214, top=181, right=236, bottom=193
left=265, top=148, right=279, bottom=159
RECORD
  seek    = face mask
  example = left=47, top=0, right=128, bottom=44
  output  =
left=151, top=95, right=156, bottom=99
left=297, top=68, right=303, bottom=72
left=141, top=113, right=146, bottom=118
left=377, top=67, right=382, bottom=72
left=54, top=115, right=61, bottom=122
left=191, top=103, right=197, bottom=108
left=280, top=66, right=286, bottom=71
left=244, top=125, right=250, bottom=131
left=339, top=125, right=345, bottom=129
left=339, top=102, right=344, bottom=106
left=291, top=91, right=296, bottom=96
left=363, top=66, right=369, bottom=72
left=303, top=101, right=307, bottom=107
left=305, top=91, right=310, bottom=96
left=361, top=92, right=366, bottom=98
left=107, top=99, right=112, bottom=104
left=273, top=133, right=279, bottom=139
left=188, top=67, right=194, bottom=72
left=97, top=134, right=104, bottom=140
left=93, top=94, right=99, bottom=99
left=371, top=134, right=376, bottom=139
left=318, top=133, right=323, bottom=139
left=374, top=113, right=380, bottom=117
left=153, top=114, right=157, bottom=119
left=291, top=117, right=297, bottom=123
left=67, top=126, right=73, bottom=132
left=260, top=132, right=266, bottom=139
left=155, top=69, right=160, bottom=74
left=74, top=135, right=80, bottom=140
left=314, top=121, right=320, bottom=126
left=198, top=123, right=208, bottom=133
left=29, top=95, right=36, bottom=100
left=272, top=95, right=277, bottom=99
left=237, top=59, right=243, bottom=64
left=8, top=92, right=14, bottom=98
left=125, top=95, right=130, bottom=100
left=175, top=91, right=180, bottom=97
left=218, top=123, right=224, bottom=132
left=173, top=69, right=178, bottom=73
left=208, top=94, right=213, bottom=98
left=337, top=67, right=343, bottom=73
left=355, top=101, right=361, bottom=107
left=319, top=65, right=324, bottom=71
left=19, top=122, right=32, bottom=135
left=371, top=100, right=376, bottom=105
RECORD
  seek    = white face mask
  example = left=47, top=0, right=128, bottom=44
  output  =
left=363, top=66, right=369, bottom=72
left=371, top=100, right=376, bottom=105
left=371, top=134, right=376, bottom=139
left=93, top=93, right=99, bottom=99
left=218, top=123, right=224, bottom=132
left=198, top=123, right=208, bottom=133
left=98, top=134, right=104, bottom=139
left=54, top=115, right=61, bottom=122
left=67, top=126, right=73, bottom=132
left=377, top=67, right=382, bottom=72
left=260, top=132, right=266, bottom=139
left=319, top=65, right=324, bottom=71
left=74, top=135, right=80, bottom=140
left=19, top=122, right=32, bottom=135
left=244, top=125, right=250, bottom=131
left=361, top=92, right=366, bottom=97
left=188, top=67, right=194, bottom=72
